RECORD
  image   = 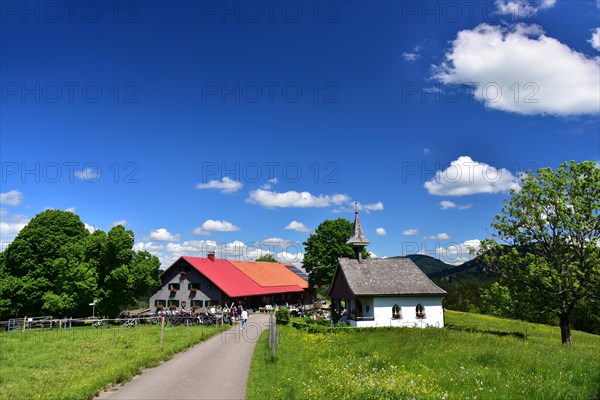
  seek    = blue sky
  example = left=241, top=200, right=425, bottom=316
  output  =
left=1, top=0, right=599, bottom=267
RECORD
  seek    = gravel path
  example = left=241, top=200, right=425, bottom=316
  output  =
left=96, top=313, right=270, bottom=400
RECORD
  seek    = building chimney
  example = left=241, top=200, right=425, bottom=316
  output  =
left=207, top=252, right=215, bottom=262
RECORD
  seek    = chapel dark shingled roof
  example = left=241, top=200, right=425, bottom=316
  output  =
left=336, top=257, right=447, bottom=296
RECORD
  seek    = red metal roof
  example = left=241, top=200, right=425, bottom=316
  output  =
left=182, top=257, right=304, bottom=297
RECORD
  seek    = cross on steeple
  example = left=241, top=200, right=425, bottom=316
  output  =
left=346, top=202, right=370, bottom=262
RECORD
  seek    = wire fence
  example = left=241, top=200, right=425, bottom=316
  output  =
left=0, top=313, right=236, bottom=353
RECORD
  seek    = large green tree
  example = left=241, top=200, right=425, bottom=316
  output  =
left=0, top=210, right=89, bottom=317
left=96, top=225, right=161, bottom=317
left=481, top=161, right=600, bottom=345
left=302, top=218, right=369, bottom=288
left=0, top=210, right=161, bottom=319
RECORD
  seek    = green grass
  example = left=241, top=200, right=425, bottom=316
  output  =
left=247, top=311, right=600, bottom=399
left=0, top=322, right=228, bottom=400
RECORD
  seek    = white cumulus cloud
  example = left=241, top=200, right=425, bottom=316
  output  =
left=284, top=221, right=310, bottom=233
left=134, top=241, right=165, bottom=257
left=150, top=228, right=182, bottom=241
left=84, top=223, right=99, bottom=233
left=362, top=201, right=384, bottom=212
left=440, top=200, right=472, bottom=210
left=429, top=233, right=450, bottom=240
left=435, top=23, right=600, bottom=116
left=247, top=189, right=349, bottom=208
left=589, top=28, right=600, bottom=51
left=193, top=219, right=240, bottom=235
left=424, top=156, right=521, bottom=196
left=196, top=177, right=243, bottom=194
left=276, top=251, right=305, bottom=265
left=0, top=208, right=30, bottom=248
left=112, top=220, right=128, bottom=227
left=375, top=227, right=387, bottom=236
left=495, top=0, right=556, bottom=18
left=437, top=239, right=481, bottom=265
left=75, top=168, right=100, bottom=182
left=0, top=190, right=23, bottom=206
left=402, top=228, right=419, bottom=236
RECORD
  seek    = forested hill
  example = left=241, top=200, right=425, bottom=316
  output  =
left=395, top=254, right=599, bottom=335
left=389, top=254, right=494, bottom=313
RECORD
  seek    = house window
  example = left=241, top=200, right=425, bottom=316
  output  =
left=191, top=300, right=202, bottom=308
left=168, top=300, right=180, bottom=309
left=188, top=283, right=200, bottom=291
left=416, top=304, right=426, bottom=318
left=155, top=300, right=166, bottom=308
left=392, top=304, right=401, bottom=319
left=168, top=283, right=180, bottom=291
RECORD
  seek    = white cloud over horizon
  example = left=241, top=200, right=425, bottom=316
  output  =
left=424, top=156, right=521, bottom=196
left=440, top=200, right=473, bottom=210
left=84, top=223, right=99, bottom=233
left=75, top=168, right=100, bottom=182
left=135, top=237, right=305, bottom=268
left=590, top=27, right=600, bottom=51
left=247, top=189, right=349, bottom=208
left=402, top=228, right=419, bottom=236
left=437, top=239, right=481, bottom=265
left=495, top=0, right=556, bottom=18
left=150, top=228, right=182, bottom=241
left=196, top=177, right=243, bottom=194
left=429, top=232, right=450, bottom=240
left=362, top=201, right=384, bottom=212
left=284, top=220, right=310, bottom=233
left=193, top=219, right=240, bottom=235
left=435, top=23, right=600, bottom=116
left=0, top=208, right=30, bottom=249
left=0, top=190, right=23, bottom=206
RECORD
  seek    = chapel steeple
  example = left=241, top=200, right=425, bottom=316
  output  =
left=346, top=202, right=370, bottom=262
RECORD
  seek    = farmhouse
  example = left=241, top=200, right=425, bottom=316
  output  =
left=328, top=209, right=447, bottom=328
left=149, top=254, right=311, bottom=311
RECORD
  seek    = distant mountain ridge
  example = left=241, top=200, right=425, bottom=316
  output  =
left=389, top=254, right=490, bottom=283
left=388, top=254, right=494, bottom=313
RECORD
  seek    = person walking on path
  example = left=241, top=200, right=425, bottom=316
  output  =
left=241, top=309, right=248, bottom=329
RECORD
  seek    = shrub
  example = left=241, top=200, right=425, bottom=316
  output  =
left=275, top=307, right=291, bottom=325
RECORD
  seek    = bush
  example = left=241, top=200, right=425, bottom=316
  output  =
left=275, top=307, right=290, bottom=325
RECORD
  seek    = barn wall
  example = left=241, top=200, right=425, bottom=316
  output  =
left=148, top=260, right=224, bottom=311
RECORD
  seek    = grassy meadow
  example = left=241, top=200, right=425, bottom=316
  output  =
left=0, top=322, right=228, bottom=400
left=247, top=311, right=600, bottom=399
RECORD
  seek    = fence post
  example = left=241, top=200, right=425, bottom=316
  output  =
left=22, top=316, right=27, bottom=333
left=269, top=313, right=277, bottom=360
left=160, top=317, right=165, bottom=351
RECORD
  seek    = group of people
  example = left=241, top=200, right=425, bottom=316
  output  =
left=156, top=303, right=248, bottom=328
left=223, top=304, right=249, bottom=329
